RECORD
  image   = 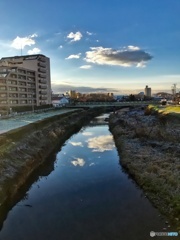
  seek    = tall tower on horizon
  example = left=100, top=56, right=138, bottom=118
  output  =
left=144, top=85, right=151, bottom=97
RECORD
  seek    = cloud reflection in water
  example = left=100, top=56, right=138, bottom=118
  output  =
left=87, top=135, right=115, bottom=152
left=82, top=132, right=93, bottom=136
left=71, top=158, right=85, bottom=167
left=70, top=141, right=83, bottom=147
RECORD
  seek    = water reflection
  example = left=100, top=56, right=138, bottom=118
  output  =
left=0, top=113, right=175, bottom=240
left=69, top=141, right=84, bottom=147
left=82, top=132, right=93, bottom=136
left=0, top=154, right=55, bottom=231
left=71, top=158, right=85, bottom=167
left=87, top=135, right=115, bottom=152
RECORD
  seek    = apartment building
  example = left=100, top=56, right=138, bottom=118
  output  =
left=0, top=54, right=51, bottom=109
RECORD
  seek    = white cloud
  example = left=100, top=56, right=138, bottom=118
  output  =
left=70, top=141, right=83, bottom=147
left=65, top=53, right=81, bottom=59
left=71, top=158, right=85, bottom=167
left=136, top=62, right=146, bottom=68
left=127, top=45, right=140, bottom=50
left=87, top=135, right=115, bottom=152
left=87, top=31, right=93, bottom=36
left=11, top=34, right=38, bottom=50
left=31, top=33, right=38, bottom=38
left=80, top=65, right=92, bottom=69
left=27, top=47, right=41, bottom=55
left=67, top=31, right=83, bottom=42
left=84, top=46, right=153, bottom=68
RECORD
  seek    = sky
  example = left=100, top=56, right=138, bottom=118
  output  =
left=0, top=0, right=180, bottom=94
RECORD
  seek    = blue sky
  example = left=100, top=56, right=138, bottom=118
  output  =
left=0, top=0, right=180, bottom=94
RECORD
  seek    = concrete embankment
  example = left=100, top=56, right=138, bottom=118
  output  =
left=109, top=106, right=180, bottom=230
left=0, top=108, right=104, bottom=208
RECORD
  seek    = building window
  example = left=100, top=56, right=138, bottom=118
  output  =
left=0, top=93, right=7, bottom=97
left=0, top=87, right=7, bottom=90
left=9, top=87, right=18, bottom=91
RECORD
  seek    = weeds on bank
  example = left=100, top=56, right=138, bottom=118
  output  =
left=109, top=108, right=180, bottom=226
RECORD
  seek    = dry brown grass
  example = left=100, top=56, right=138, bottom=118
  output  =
left=109, top=108, right=180, bottom=228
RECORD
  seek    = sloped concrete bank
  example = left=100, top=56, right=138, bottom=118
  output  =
left=0, top=108, right=104, bottom=209
left=109, top=107, right=180, bottom=231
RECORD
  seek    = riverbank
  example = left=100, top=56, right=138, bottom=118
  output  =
left=0, top=112, right=174, bottom=240
left=0, top=108, right=104, bottom=209
left=109, top=106, right=180, bottom=230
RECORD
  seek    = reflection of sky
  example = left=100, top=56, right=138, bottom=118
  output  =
left=95, top=114, right=110, bottom=119
left=82, top=132, right=93, bottom=136
left=89, top=163, right=95, bottom=167
left=69, top=141, right=83, bottom=147
left=71, top=158, right=85, bottom=167
left=0, top=114, right=169, bottom=240
left=55, top=115, right=115, bottom=171
left=87, top=135, right=115, bottom=152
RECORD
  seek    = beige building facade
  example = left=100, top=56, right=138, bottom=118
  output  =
left=144, top=85, right=151, bottom=97
left=0, top=54, right=51, bottom=109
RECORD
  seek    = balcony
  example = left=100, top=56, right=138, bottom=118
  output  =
left=40, top=96, right=47, bottom=100
left=0, top=87, right=7, bottom=91
left=18, top=75, right=26, bottom=80
left=17, top=69, right=26, bottom=74
left=9, top=74, right=17, bottom=79
left=28, top=89, right=36, bottom=93
left=38, top=74, right=46, bottom=78
left=9, top=93, right=18, bottom=98
left=39, top=85, right=47, bottom=89
left=38, top=57, right=46, bottom=62
left=9, top=87, right=18, bottom=92
left=20, top=100, right=28, bottom=104
left=0, top=94, right=7, bottom=98
left=27, top=84, right=35, bottom=88
left=18, top=88, right=27, bottom=92
left=19, top=94, right=27, bottom=98
left=39, top=79, right=47, bottom=84
left=0, top=80, right=6, bottom=84
left=0, top=100, right=7, bottom=104
left=38, top=68, right=46, bottom=73
left=39, top=90, right=47, bottom=95
left=18, top=82, right=26, bottom=86
left=9, top=100, right=18, bottom=104
left=27, top=71, right=35, bottom=76
left=7, top=81, right=17, bottom=85
left=27, top=77, right=35, bottom=81
left=38, top=62, right=46, bottom=68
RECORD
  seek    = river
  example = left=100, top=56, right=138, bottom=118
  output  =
left=0, top=114, right=176, bottom=240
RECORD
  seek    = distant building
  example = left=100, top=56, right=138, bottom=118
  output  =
left=0, top=54, right=51, bottom=108
left=155, top=92, right=172, bottom=99
left=144, top=85, right=151, bottom=97
left=108, top=92, right=114, bottom=97
left=52, top=96, right=69, bottom=107
left=171, top=84, right=177, bottom=97
left=68, top=90, right=76, bottom=98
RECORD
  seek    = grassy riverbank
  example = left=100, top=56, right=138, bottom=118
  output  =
left=147, top=104, right=180, bottom=118
left=109, top=106, right=180, bottom=230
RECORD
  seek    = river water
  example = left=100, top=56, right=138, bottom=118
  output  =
left=0, top=114, right=176, bottom=240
